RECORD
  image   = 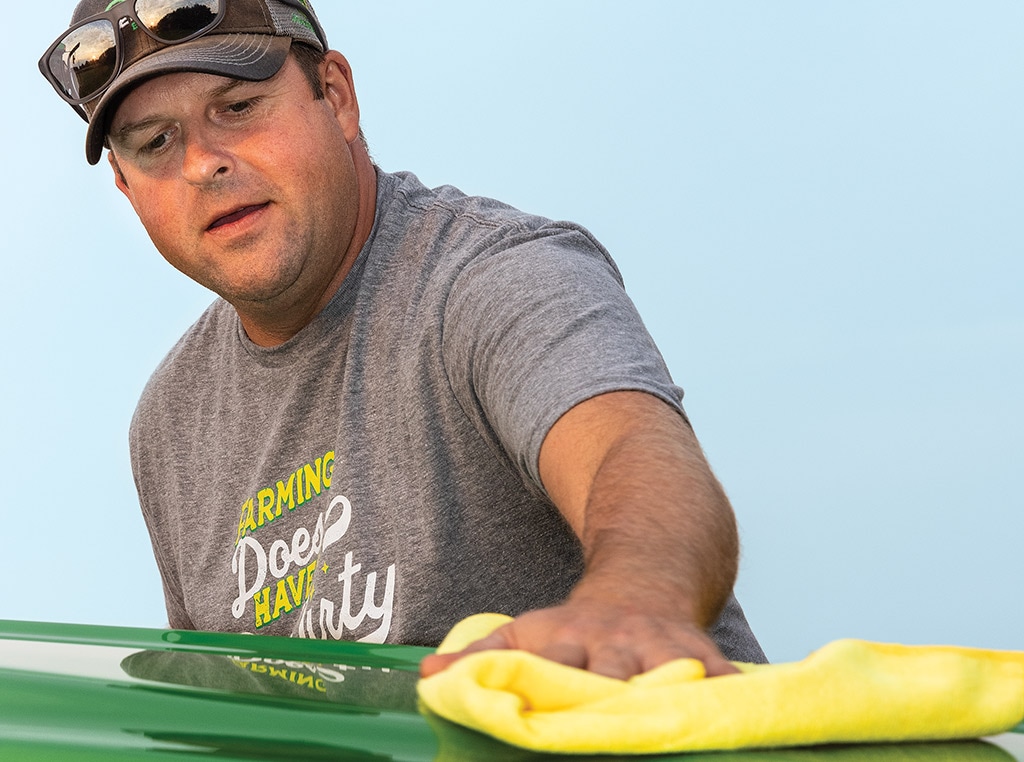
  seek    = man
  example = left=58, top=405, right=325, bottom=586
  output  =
left=41, top=0, right=766, bottom=679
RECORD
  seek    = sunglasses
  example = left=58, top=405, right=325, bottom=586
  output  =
left=41, top=0, right=325, bottom=122
left=40, top=0, right=229, bottom=114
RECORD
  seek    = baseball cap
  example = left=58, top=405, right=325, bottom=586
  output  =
left=45, top=0, right=327, bottom=164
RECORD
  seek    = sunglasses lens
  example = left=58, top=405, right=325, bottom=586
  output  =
left=47, top=19, right=118, bottom=102
left=135, top=0, right=222, bottom=42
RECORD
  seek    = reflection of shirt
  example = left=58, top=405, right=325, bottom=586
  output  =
left=121, top=649, right=419, bottom=712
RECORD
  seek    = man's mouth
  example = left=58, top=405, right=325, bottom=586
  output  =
left=208, top=203, right=270, bottom=231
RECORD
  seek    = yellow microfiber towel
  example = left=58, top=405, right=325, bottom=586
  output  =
left=417, top=613, right=1024, bottom=755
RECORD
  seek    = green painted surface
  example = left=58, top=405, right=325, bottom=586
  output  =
left=0, top=620, right=1020, bottom=761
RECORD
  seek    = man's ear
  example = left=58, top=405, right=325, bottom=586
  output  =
left=321, top=50, right=362, bottom=144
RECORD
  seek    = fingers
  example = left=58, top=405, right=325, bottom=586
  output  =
left=536, top=641, right=589, bottom=671
left=419, top=609, right=740, bottom=681
left=583, top=644, right=644, bottom=681
left=701, top=651, right=741, bottom=677
left=638, top=630, right=742, bottom=677
left=586, top=630, right=740, bottom=680
left=418, top=651, right=458, bottom=677
left=419, top=628, right=513, bottom=677
left=420, top=633, right=595, bottom=678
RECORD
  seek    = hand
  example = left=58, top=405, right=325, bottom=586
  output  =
left=419, top=598, right=739, bottom=680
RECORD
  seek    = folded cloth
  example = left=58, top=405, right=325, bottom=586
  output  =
left=427, top=707, right=1018, bottom=762
left=417, top=614, right=1024, bottom=755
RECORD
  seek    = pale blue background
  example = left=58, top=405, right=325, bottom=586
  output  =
left=3, top=3, right=1020, bottom=663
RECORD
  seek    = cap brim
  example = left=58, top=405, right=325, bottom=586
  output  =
left=86, top=33, right=292, bottom=165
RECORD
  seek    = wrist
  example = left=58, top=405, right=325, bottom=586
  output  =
left=566, top=570, right=704, bottom=626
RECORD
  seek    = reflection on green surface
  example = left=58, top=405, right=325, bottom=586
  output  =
left=0, top=620, right=1021, bottom=761
left=121, top=650, right=420, bottom=713
left=0, top=621, right=438, bottom=761
left=0, top=666, right=437, bottom=761
left=125, top=731, right=397, bottom=761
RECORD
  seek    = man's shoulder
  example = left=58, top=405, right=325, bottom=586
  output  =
left=377, top=170, right=616, bottom=274
left=135, top=299, right=235, bottom=409
left=384, top=170, right=529, bottom=227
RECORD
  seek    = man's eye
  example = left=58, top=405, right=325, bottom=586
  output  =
left=142, top=130, right=173, bottom=154
left=226, top=99, right=258, bottom=115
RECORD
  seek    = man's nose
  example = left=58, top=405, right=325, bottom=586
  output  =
left=181, top=129, right=234, bottom=185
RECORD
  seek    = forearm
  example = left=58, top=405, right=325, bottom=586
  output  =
left=539, top=391, right=738, bottom=626
left=565, top=401, right=739, bottom=628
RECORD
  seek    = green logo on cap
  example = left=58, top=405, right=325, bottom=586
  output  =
left=291, top=12, right=314, bottom=32
left=104, top=0, right=129, bottom=10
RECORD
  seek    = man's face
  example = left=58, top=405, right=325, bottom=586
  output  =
left=108, top=52, right=365, bottom=337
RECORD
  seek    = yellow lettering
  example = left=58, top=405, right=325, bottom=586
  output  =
left=315, top=678, right=326, bottom=693
left=269, top=667, right=288, bottom=679
left=286, top=568, right=307, bottom=607
left=254, top=587, right=272, bottom=629
left=237, top=498, right=257, bottom=543
left=272, top=579, right=294, bottom=619
left=305, top=560, right=317, bottom=601
left=276, top=472, right=296, bottom=514
left=295, top=673, right=314, bottom=689
left=323, top=451, right=335, bottom=489
left=303, top=459, right=322, bottom=501
left=257, top=488, right=276, bottom=527
left=233, top=452, right=337, bottom=546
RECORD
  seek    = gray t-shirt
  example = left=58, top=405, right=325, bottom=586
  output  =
left=130, top=170, right=766, bottom=662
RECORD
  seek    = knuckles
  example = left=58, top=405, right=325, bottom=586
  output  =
left=428, top=604, right=728, bottom=681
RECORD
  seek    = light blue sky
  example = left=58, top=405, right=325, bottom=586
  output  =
left=3, top=2, right=1020, bottom=663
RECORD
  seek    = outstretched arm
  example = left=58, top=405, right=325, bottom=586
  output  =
left=420, top=390, right=741, bottom=680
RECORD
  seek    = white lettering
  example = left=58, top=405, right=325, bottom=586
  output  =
left=232, top=493, right=394, bottom=640
left=319, top=556, right=396, bottom=643
left=322, top=495, right=352, bottom=550
left=291, top=528, right=313, bottom=566
left=232, top=536, right=267, bottom=619
left=269, top=539, right=291, bottom=578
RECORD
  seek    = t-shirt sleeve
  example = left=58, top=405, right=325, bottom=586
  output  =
left=441, top=222, right=686, bottom=492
